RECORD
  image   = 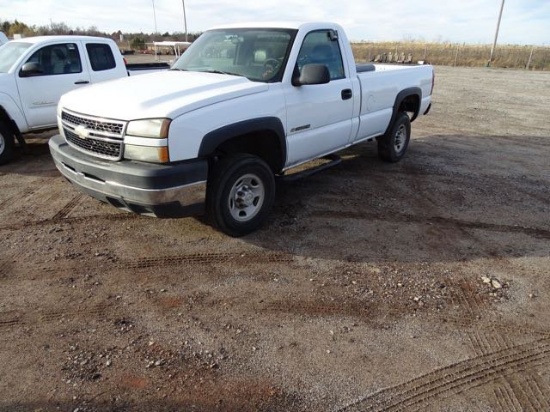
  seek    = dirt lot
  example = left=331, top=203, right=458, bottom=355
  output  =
left=1, top=66, right=549, bottom=412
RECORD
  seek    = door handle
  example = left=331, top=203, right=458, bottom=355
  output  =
left=341, top=89, right=352, bottom=100
left=74, top=80, right=89, bottom=85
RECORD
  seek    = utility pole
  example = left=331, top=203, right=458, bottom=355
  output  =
left=152, top=0, right=158, bottom=34
left=151, top=0, right=159, bottom=34
left=182, top=0, right=188, bottom=42
left=526, top=47, right=534, bottom=70
left=152, top=0, right=158, bottom=60
left=488, top=0, right=505, bottom=67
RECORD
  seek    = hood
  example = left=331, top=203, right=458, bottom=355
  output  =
left=60, top=71, right=268, bottom=121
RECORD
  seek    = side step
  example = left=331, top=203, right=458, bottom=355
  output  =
left=278, top=154, right=342, bottom=182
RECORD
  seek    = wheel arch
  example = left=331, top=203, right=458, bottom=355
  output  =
left=0, top=105, right=18, bottom=135
left=384, top=87, right=422, bottom=135
left=198, top=117, right=287, bottom=173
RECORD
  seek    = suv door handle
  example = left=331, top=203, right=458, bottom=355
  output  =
left=75, top=80, right=89, bottom=85
left=341, top=89, right=352, bottom=100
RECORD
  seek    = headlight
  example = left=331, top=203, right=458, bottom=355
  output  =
left=124, top=118, right=171, bottom=163
left=126, top=118, right=171, bottom=138
left=124, top=144, right=170, bottom=163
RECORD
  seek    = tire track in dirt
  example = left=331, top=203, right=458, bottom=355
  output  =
left=510, top=372, right=550, bottom=411
left=494, top=380, right=523, bottom=411
left=310, top=210, right=550, bottom=240
left=0, top=187, right=36, bottom=209
left=8, top=251, right=295, bottom=279
left=466, top=329, right=513, bottom=358
left=338, top=159, right=549, bottom=188
left=117, top=251, right=294, bottom=269
left=0, top=247, right=26, bottom=278
left=494, top=371, right=550, bottom=411
left=511, top=185, right=550, bottom=207
left=0, top=312, right=21, bottom=329
left=338, top=337, right=550, bottom=412
left=0, top=302, right=115, bottom=330
left=0, top=213, right=138, bottom=231
left=51, top=193, right=85, bottom=220
left=450, top=277, right=487, bottom=315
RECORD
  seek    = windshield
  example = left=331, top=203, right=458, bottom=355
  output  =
left=171, top=28, right=296, bottom=82
left=0, top=42, right=32, bottom=73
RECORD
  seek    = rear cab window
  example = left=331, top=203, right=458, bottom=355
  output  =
left=86, top=43, right=116, bottom=71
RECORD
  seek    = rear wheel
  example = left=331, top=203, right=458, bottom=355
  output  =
left=206, top=154, right=275, bottom=237
left=377, top=112, right=411, bottom=163
left=0, top=121, right=15, bottom=165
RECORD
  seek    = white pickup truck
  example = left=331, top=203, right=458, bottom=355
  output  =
left=49, top=22, right=434, bottom=236
left=0, top=35, right=169, bottom=164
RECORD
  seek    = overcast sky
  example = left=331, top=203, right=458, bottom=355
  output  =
left=1, top=0, right=548, bottom=44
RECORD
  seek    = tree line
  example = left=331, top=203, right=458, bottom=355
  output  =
left=0, top=19, right=201, bottom=49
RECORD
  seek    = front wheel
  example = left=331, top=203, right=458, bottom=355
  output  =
left=0, top=121, right=15, bottom=166
left=206, top=154, right=275, bottom=237
left=377, top=112, right=411, bottom=163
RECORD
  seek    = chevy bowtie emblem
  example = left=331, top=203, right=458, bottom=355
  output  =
left=75, top=125, right=90, bottom=139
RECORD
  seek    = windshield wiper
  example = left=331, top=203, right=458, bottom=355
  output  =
left=203, top=69, right=241, bottom=77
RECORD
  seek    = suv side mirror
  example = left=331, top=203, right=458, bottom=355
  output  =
left=292, top=64, right=330, bottom=87
left=19, top=62, right=44, bottom=77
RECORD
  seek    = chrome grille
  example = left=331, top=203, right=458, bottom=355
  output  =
left=61, top=110, right=126, bottom=160
left=65, top=129, right=122, bottom=159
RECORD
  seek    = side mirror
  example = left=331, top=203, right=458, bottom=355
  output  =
left=19, top=62, right=44, bottom=77
left=292, top=64, right=330, bottom=87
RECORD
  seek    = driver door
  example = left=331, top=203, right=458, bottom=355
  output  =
left=284, top=29, right=354, bottom=167
left=16, top=42, right=90, bottom=129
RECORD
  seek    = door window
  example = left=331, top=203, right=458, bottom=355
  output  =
left=297, top=30, right=345, bottom=80
left=23, top=43, right=82, bottom=75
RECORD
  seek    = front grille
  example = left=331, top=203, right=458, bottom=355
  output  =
left=61, top=110, right=126, bottom=160
left=65, top=129, right=122, bottom=159
left=62, top=112, right=124, bottom=135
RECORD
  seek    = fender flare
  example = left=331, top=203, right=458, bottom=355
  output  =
left=384, top=87, right=422, bottom=135
left=0, top=92, right=28, bottom=134
left=198, top=117, right=287, bottom=170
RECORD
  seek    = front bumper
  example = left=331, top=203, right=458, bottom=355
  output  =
left=49, top=134, right=208, bottom=217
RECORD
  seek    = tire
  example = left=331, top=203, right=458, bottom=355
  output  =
left=206, top=153, right=276, bottom=237
left=377, top=112, right=411, bottom=163
left=0, top=121, right=15, bottom=166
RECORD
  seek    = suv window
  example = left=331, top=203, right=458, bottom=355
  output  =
left=86, top=43, right=116, bottom=71
left=23, top=43, right=82, bottom=75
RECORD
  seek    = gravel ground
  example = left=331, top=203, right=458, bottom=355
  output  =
left=1, top=66, right=549, bottom=411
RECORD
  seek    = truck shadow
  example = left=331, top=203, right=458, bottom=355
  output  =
left=0, top=133, right=59, bottom=177
left=248, top=134, right=550, bottom=264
